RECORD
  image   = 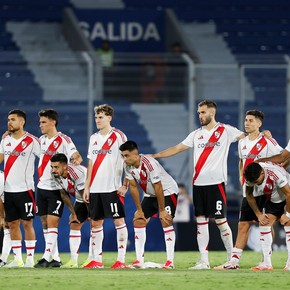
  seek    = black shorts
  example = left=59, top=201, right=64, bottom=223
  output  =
left=192, top=183, right=227, bottom=218
left=4, top=190, right=36, bottom=222
left=89, top=191, right=125, bottom=220
left=142, top=194, right=178, bottom=219
left=72, top=201, right=89, bottom=224
left=264, top=199, right=286, bottom=218
left=239, top=196, right=266, bottom=222
left=37, top=188, right=64, bottom=217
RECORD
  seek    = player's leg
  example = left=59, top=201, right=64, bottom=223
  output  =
left=62, top=202, right=87, bottom=268
left=282, top=219, right=290, bottom=270
left=4, top=192, right=23, bottom=268
left=189, top=185, right=210, bottom=270
left=0, top=223, right=11, bottom=266
left=161, top=194, right=177, bottom=269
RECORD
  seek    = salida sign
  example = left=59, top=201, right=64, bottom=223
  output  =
left=74, top=9, right=165, bottom=52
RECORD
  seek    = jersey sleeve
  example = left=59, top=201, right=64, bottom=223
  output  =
left=266, top=138, right=283, bottom=155
left=226, top=124, right=244, bottom=142
left=148, top=160, right=162, bottom=184
left=87, top=135, right=93, bottom=160
left=0, top=138, right=5, bottom=154
left=275, top=170, right=288, bottom=188
left=181, top=131, right=195, bottom=148
left=238, top=138, right=244, bottom=159
left=33, top=137, right=41, bottom=158
left=124, top=166, right=134, bottom=180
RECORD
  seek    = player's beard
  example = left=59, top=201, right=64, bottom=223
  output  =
left=200, top=116, right=212, bottom=126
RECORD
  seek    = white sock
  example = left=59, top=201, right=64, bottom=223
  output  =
left=196, top=217, right=209, bottom=264
left=25, top=240, right=36, bottom=261
left=43, top=228, right=58, bottom=262
left=91, top=227, right=103, bottom=263
left=11, top=240, right=23, bottom=262
left=259, top=226, right=272, bottom=266
left=163, top=226, right=176, bottom=262
left=216, top=218, right=233, bottom=261
left=231, top=247, right=243, bottom=264
left=284, top=226, right=290, bottom=262
left=69, top=230, right=81, bottom=261
left=87, top=235, right=93, bottom=260
left=134, top=227, right=146, bottom=263
left=43, top=229, right=48, bottom=242
left=0, top=229, right=11, bottom=262
left=116, top=224, right=128, bottom=263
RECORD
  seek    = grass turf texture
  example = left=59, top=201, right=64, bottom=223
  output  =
left=1, top=251, right=289, bottom=290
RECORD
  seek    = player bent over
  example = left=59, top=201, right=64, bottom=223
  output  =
left=120, top=141, right=177, bottom=269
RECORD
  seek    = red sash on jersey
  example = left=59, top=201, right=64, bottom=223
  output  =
left=38, top=135, right=63, bottom=179
left=90, top=132, right=117, bottom=186
left=242, top=137, right=268, bottom=184
left=192, top=125, right=225, bottom=184
left=139, top=162, right=148, bottom=192
left=4, top=135, right=34, bottom=180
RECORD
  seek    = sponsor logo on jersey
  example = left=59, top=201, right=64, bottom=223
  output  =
left=197, top=141, right=220, bottom=148
left=198, top=135, right=204, bottom=140
left=242, top=145, right=247, bottom=150
left=6, top=142, right=11, bottom=146
left=93, top=141, right=98, bottom=145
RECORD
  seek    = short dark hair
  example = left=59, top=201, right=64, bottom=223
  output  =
left=50, top=153, right=68, bottom=164
left=8, top=109, right=26, bottom=127
left=94, top=104, right=114, bottom=118
left=39, top=109, right=58, bottom=126
left=246, top=110, right=264, bottom=122
left=119, top=140, right=138, bottom=152
left=198, top=100, right=217, bottom=110
left=244, top=162, right=263, bottom=183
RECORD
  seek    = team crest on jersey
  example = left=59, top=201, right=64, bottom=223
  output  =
left=141, top=169, right=147, bottom=178
left=21, top=141, right=27, bottom=148
left=256, top=143, right=262, bottom=151
left=214, top=131, right=220, bottom=138
left=53, top=141, right=59, bottom=148
left=108, top=138, right=113, bottom=146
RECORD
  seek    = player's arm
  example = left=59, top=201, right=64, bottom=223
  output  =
left=0, top=153, right=4, bottom=164
left=71, top=151, right=83, bottom=166
left=152, top=181, right=172, bottom=226
left=129, top=179, right=146, bottom=223
left=257, top=149, right=290, bottom=164
left=152, top=143, right=189, bottom=159
left=279, top=184, right=290, bottom=226
left=117, top=177, right=129, bottom=197
left=84, top=160, right=92, bottom=203
left=0, top=198, right=5, bottom=229
left=238, top=159, right=243, bottom=186
left=245, top=186, right=269, bottom=225
left=59, top=189, right=80, bottom=224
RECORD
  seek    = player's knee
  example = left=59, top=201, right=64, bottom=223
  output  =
left=133, top=219, right=147, bottom=228
left=215, top=218, right=228, bottom=230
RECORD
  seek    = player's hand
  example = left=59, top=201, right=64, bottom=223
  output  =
left=1, top=131, right=10, bottom=139
left=159, top=210, right=172, bottom=225
left=133, top=210, right=146, bottom=223
left=262, top=130, right=272, bottom=138
left=280, top=214, right=290, bottom=226
left=117, top=185, right=128, bottom=197
left=258, top=213, right=270, bottom=225
left=69, top=214, right=81, bottom=224
left=84, top=188, right=90, bottom=203
left=0, top=217, right=5, bottom=229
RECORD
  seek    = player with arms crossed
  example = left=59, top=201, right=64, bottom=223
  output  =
left=34, top=109, right=82, bottom=268
left=0, top=109, right=40, bottom=268
left=215, top=110, right=283, bottom=270
left=50, top=153, right=93, bottom=268
left=152, top=100, right=245, bottom=269
left=83, top=104, right=128, bottom=269
left=244, top=162, right=290, bottom=270
left=120, top=141, right=177, bottom=269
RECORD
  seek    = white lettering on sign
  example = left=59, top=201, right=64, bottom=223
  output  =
left=80, top=21, right=160, bottom=42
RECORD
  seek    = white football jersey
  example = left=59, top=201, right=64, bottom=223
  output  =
left=38, top=132, right=78, bottom=190
left=0, top=133, right=40, bottom=192
left=0, top=170, right=4, bottom=202
left=87, top=128, right=127, bottom=193
left=239, top=134, right=283, bottom=197
left=124, top=154, right=178, bottom=197
left=54, top=164, right=87, bottom=203
left=246, top=162, right=290, bottom=203
left=182, top=122, right=243, bottom=186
